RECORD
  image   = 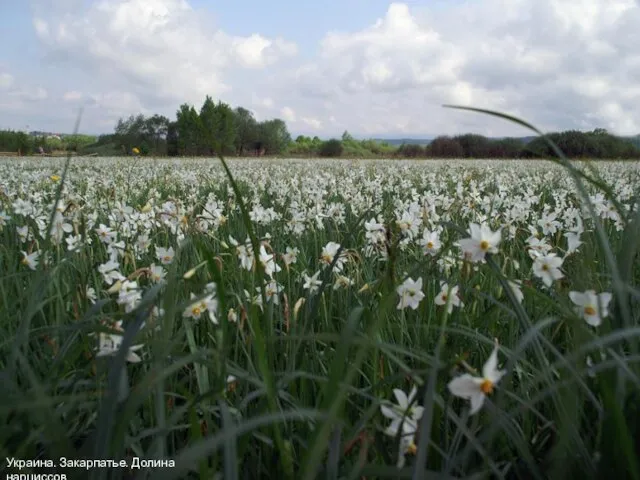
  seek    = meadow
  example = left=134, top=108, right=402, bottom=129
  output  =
left=1, top=154, right=640, bottom=479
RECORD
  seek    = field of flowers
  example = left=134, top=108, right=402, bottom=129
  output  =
left=1, top=155, right=640, bottom=479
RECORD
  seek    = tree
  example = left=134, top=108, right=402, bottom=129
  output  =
left=144, top=114, right=170, bottom=155
left=213, top=101, right=236, bottom=155
left=176, top=104, right=201, bottom=155
left=114, top=114, right=146, bottom=153
left=166, top=121, right=179, bottom=157
left=319, top=139, right=344, bottom=157
left=257, top=119, right=291, bottom=155
left=234, top=107, right=258, bottom=155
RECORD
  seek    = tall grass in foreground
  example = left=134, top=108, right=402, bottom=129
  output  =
left=1, top=110, right=639, bottom=480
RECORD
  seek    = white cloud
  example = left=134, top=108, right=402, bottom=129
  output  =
left=0, top=73, right=13, bottom=89
left=302, top=117, right=323, bottom=130
left=280, top=106, right=296, bottom=122
left=288, top=0, right=640, bottom=136
left=5, top=0, right=640, bottom=137
left=31, top=0, right=297, bottom=109
left=63, top=91, right=83, bottom=101
left=233, top=34, right=297, bottom=69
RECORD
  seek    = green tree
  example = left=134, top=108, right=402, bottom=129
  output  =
left=176, top=104, right=201, bottom=155
left=234, top=107, right=258, bottom=155
left=319, top=139, right=344, bottom=157
left=257, top=119, right=291, bottom=155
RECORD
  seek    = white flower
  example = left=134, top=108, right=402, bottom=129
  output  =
left=21, top=250, right=40, bottom=270
left=333, top=275, right=354, bottom=290
left=148, top=264, right=166, bottom=283
left=303, top=270, right=322, bottom=294
left=183, top=293, right=208, bottom=320
left=86, top=286, right=97, bottom=304
left=259, top=245, right=281, bottom=277
left=17, top=225, right=29, bottom=243
left=448, top=340, right=506, bottom=415
left=434, top=282, right=463, bottom=313
left=418, top=228, right=441, bottom=256
left=116, top=280, right=142, bottom=313
left=156, top=246, right=175, bottom=265
left=95, top=224, right=116, bottom=244
left=380, top=386, right=424, bottom=468
left=96, top=321, right=143, bottom=363
left=320, top=241, right=346, bottom=272
left=98, top=259, right=125, bottom=286
left=569, top=290, right=612, bottom=327
left=532, top=252, right=564, bottom=287
left=283, top=246, right=299, bottom=266
left=396, top=277, right=425, bottom=310
left=458, top=222, right=501, bottom=263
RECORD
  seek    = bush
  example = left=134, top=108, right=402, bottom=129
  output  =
left=319, top=139, right=344, bottom=157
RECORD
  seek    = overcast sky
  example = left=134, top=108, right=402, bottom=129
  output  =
left=1, top=0, right=639, bottom=138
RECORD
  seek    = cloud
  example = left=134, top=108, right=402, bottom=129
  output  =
left=280, top=106, right=296, bottom=122
left=0, top=73, right=14, bottom=90
left=31, top=0, right=298, bottom=109
left=7, top=0, right=640, bottom=136
left=288, top=0, right=640, bottom=136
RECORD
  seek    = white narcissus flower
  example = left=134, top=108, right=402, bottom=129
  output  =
left=458, top=222, right=501, bottom=263
left=320, top=241, right=346, bottom=272
left=156, top=246, right=175, bottom=265
left=303, top=270, right=322, bottom=294
left=183, top=293, right=208, bottom=320
left=434, top=282, right=463, bottom=313
left=448, top=340, right=506, bottom=415
left=282, top=246, right=299, bottom=266
left=148, top=263, right=166, bottom=283
left=380, top=386, right=424, bottom=468
left=96, top=321, right=143, bottom=363
left=569, top=290, right=612, bottom=327
left=396, top=277, right=425, bottom=310
left=419, top=228, right=441, bottom=256
left=21, top=250, right=40, bottom=270
left=532, top=252, right=564, bottom=287
left=259, top=245, right=281, bottom=277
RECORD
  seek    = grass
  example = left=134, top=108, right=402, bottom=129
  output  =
left=1, top=111, right=639, bottom=479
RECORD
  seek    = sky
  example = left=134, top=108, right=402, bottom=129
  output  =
left=0, top=0, right=639, bottom=138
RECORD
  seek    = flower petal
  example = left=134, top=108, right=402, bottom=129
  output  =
left=469, top=392, right=486, bottom=415
left=448, top=374, right=481, bottom=398
left=381, top=404, right=399, bottom=419
left=393, top=388, right=409, bottom=409
left=482, top=344, right=500, bottom=380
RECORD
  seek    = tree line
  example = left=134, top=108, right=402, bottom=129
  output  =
left=2, top=100, right=639, bottom=159
left=390, top=130, right=640, bottom=159
left=106, top=96, right=292, bottom=157
left=0, top=131, right=96, bottom=155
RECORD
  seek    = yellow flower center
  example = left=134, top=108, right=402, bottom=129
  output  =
left=584, top=305, right=596, bottom=316
left=163, top=255, right=172, bottom=263
left=479, top=240, right=489, bottom=251
left=21, top=256, right=28, bottom=265
left=50, top=175, right=61, bottom=182
left=541, top=264, right=549, bottom=271
left=191, top=306, right=201, bottom=316
left=480, top=379, right=494, bottom=394
left=407, top=442, right=417, bottom=455
left=426, top=241, right=434, bottom=249
left=441, top=293, right=448, bottom=301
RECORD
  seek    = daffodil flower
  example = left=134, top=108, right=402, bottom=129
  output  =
left=569, top=290, right=612, bottom=327
left=458, top=222, right=502, bottom=262
left=448, top=340, right=506, bottom=415
left=380, top=386, right=424, bottom=468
